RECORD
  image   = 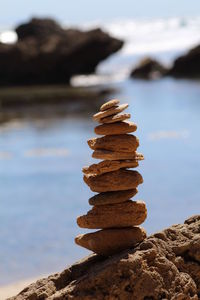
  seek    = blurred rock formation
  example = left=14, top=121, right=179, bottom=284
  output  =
left=0, top=18, right=123, bottom=86
left=168, top=44, right=200, bottom=78
left=130, top=57, right=167, bottom=79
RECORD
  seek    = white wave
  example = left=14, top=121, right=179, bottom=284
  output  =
left=2, top=16, right=200, bottom=54
left=71, top=68, right=128, bottom=87
left=0, top=30, right=17, bottom=44
left=81, top=17, right=200, bottom=56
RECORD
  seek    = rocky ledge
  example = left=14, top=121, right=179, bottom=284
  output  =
left=130, top=44, right=200, bottom=80
left=10, top=215, right=200, bottom=300
left=130, top=57, right=167, bottom=80
left=0, top=18, right=123, bottom=86
left=168, top=45, right=200, bottom=78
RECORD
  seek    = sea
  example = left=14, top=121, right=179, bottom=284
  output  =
left=0, top=16, right=200, bottom=286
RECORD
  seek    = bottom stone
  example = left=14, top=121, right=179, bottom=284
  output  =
left=75, top=227, right=146, bottom=256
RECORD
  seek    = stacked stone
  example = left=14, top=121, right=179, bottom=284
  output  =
left=75, top=99, right=147, bottom=256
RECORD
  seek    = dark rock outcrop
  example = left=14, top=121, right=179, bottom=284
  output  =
left=10, top=215, right=200, bottom=300
left=168, top=45, right=200, bottom=78
left=0, top=18, right=123, bottom=86
left=130, top=57, right=167, bottom=79
left=16, top=18, right=65, bottom=40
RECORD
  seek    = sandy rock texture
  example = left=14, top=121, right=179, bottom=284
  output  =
left=83, top=169, right=143, bottom=192
left=99, top=113, right=131, bottom=124
left=100, top=99, right=119, bottom=111
left=88, top=189, right=138, bottom=206
left=92, top=149, right=143, bottom=161
left=77, top=200, right=147, bottom=229
left=82, top=159, right=139, bottom=175
left=75, top=227, right=146, bottom=256
left=94, top=121, right=137, bottom=135
left=9, top=215, right=200, bottom=300
left=87, top=134, right=139, bottom=152
left=93, top=104, right=128, bottom=122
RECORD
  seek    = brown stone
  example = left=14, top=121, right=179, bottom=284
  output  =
left=77, top=200, right=147, bottom=229
left=93, top=104, right=128, bottom=122
left=88, top=134, right=139, bottom=152
left=89, top=189, right=138, bottom=206
left=84, top=169, right=143, bottom=192
left=75, top=227, right=146, bottom=256
left=92, top=150, right=144, bottom=161
left=82, top=159, right=139, bottom=175
left=100, top=99, right=120, bottom=111
left=95, top=121, right=137, bottom=135
left=99, top=113, right=131, bottom=124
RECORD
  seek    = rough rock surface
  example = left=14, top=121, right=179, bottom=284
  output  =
left=168, top=45, right=200, bottom=78
left=75, top=227, right=146, bottom=256
left=0, top=18, right=123, bottom=86
left=100, top=99, right=119, bottom=111
left=93, top=103, right=128, bottom=122
left=77, top=200, right=147, bottom=229
left=130, top=57, right=167, bottom=79
left=99, top=113, right=130, bottom=124
left=92, top=149, right=143, bottom=161
left=94, top=121, right=137, bottom=136
left=10, top=215, right=200, bottom=300
left=84, top=169, right=143, bottom=192
left=88, top=134, right=139, bottom=152
left=82, top=159, right=139, bottom=175
left=88, top=189, right=138, bottom=206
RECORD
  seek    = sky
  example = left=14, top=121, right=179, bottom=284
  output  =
left=1, top=0, right=200, bottom=27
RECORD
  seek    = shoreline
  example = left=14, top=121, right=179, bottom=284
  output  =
left=0, top=275, right=48, bottom=300
left=0, top=84, right=116, bottom=124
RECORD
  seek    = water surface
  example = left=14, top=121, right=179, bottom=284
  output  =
left=0, top=78, right=200, bottom=285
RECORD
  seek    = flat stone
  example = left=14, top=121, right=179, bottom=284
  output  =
left=89, top=189, right=138, bottom=206
left=99, top=113, right=131, bottom=124
left=95, top=121, right=137, bottom=136
left=92, top=150, right=144, bottom=161
left=82, top=159, right=139, bottom=175
left=77, top=200, right=147, bottom=229
left=93, top=104, right=128, bottom=122
left=100, top=99, right=120, bottom=111
left=84, top=169, right=143, bottom=192
left=75, top=227, right=146, bottom=256
left=88, top=134, right=139, bottom=153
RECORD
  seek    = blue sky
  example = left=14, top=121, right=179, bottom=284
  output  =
left=1, top=0, right=200, bottom=27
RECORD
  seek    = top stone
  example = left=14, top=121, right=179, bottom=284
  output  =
left=93, top=104, right=129, bottom=122
left=100, top=99, right=120, bottom=111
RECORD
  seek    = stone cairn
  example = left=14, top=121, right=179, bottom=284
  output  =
left=75, top=99, right=147, bottom=256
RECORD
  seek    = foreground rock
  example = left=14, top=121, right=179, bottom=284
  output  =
left=0, top=18, right=123, bottom=86
left=168, top=44, right=200, bottom=78
left=130, top=57, right=167, bottom=79
left=10, top=215, right=200, bottom=299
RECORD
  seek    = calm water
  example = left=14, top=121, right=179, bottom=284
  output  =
left=0, top=78, right=200, bottom=285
